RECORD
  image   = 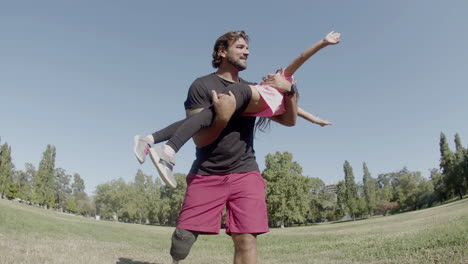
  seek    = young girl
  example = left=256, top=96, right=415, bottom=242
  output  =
left=134, top=31, right=340, bottom=188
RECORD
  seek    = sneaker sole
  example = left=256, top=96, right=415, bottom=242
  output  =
left=149, top=148, right=177, bottom=189
left=133, top=135, right=145, bottom=164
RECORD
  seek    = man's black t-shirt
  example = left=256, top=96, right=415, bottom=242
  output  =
left=184, top=73, right=259, bottom=175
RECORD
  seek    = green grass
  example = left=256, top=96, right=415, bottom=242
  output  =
left=1, top=198, right=467, bottom=264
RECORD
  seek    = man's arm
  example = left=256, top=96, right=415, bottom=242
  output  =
left=269, top=93, right=298, bottom=126
left=186, top=91, right=236, bottom=148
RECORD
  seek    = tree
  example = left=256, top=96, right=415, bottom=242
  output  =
left=71, top=173, right=85, bottom=195
left=66, top=196, right=77, bottom=213
left=110, top=178, right=130, bottom=221
left=378, top=168, right=433, bottom=211
left=439, top=133, right=463, bottom=199
left=308, top=179, right=338, bottom=222
left=263, top=151, right=312, bottom=227
left=6, top=182, right=19, bottom=198
left=430, top=168, right=447, bottom=203
left=0, top=143, right=14, bottom=198
left=95, top=178, right=141, bottom=222
left=343, top=160, right=359, bottom=220
left=307, top=178, right=326, bottom=222
left=319, top=190, right=339, bottom=221
left=131, top=170, right=150, bottom=223
left=159, top=173, right=187, bottom=226
left=415, top=177, right=435, bottom=209
left=94, top=182, right=116, bottom=219
left=75, top=191, right=95, bottom=216
left=376, top=200, right=399, bottom=216
left=95, top=178, right=127, bottom=220
left=33, top=145, right=56, bottom=207
left=120, top=180, right=139, bottom=222
left=145, top=175, right=161, bottom=224
left=396, top=169, right=421, bottom=210
left=362, top=162, right=377, bottom=216
left=335, top=180, right=347, bottom=219
left=70, top=172, right=92, bottom=215
left=55, top=168, right=72, bottom=210
left=355, top=196, right=368, bottom=218
left=454, top=134, right=467, bottom=196
left=464, top=147, right=468, bottom=191
left=14, top=163, right=35, bottom=201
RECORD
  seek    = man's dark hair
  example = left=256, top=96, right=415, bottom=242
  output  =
left=212, top=30, right=249, bottom=68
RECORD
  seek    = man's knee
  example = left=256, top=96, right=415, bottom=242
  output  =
left=170, top=228, right=199, bottom=261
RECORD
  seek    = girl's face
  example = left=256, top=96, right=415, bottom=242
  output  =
left=261, top=69, right=283, bottom=84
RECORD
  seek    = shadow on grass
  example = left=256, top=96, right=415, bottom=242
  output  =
left=116, top=257, right=162, bottom=264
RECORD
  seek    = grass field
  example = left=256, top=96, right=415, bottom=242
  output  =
left=1, top=198, right=467, bottom=264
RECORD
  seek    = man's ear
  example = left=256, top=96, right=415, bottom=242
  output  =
left=218, top=47, right=227, bottom=58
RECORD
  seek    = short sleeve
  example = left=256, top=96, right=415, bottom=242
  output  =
left=184, top=78, right=211, bottom=110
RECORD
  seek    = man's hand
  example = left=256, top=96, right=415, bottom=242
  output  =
left=189, top=91, right=236, bottom=148
left=261, top=74, right=292, bottom=92
left=323, top=31, right=341, bottom=45
left=212, top=90, right=236, bottom=124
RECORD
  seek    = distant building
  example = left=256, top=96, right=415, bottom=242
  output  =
left=324, top=184, right=337, bottom=194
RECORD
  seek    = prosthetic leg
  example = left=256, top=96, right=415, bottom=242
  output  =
left=170, top=228, right=199, bottom=263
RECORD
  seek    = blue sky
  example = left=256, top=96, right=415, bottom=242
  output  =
left=1, top=1, right=467, bottom=194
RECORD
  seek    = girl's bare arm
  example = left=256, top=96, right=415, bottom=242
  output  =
left=283, top=31, right=341, bottom=77
left=297, top=107, right=332, bottom=127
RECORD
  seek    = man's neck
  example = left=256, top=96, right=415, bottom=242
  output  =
left=216, top=66, right=240, bottom=83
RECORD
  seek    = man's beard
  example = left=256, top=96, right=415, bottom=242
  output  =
left=227, top=55, right=247, bottom=71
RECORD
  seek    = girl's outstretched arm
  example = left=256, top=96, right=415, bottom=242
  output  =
left=283, top=31, right=341, bottom=77
left=298, top=107, right=332, bottom=127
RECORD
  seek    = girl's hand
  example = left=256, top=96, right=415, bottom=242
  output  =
left=262, top=74, right=292, bottom=92
left=316, top=119, right=332, bottom=127
left=324, top=31, right=341, bottom=45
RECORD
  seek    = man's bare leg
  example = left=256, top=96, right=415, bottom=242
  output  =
left=231, top=233, right=257, bottom=264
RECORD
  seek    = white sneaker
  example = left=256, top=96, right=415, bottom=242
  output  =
left=133, top=135, right=152, bottom=164
left=149, top=145, right=177, bottom=188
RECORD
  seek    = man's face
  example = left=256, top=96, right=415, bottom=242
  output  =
left=224, top=38, right=249, bottom=71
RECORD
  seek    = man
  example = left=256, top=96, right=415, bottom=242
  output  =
left=170, top=30, right=297, bottom=264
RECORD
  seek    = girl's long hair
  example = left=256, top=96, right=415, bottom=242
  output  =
left=255, top=117, right=271, bottom=133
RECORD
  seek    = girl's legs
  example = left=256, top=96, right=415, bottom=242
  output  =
left=134, top=119, right=185, bottom=164
left=138, top=82, right=258, bottom=188
left=134, top=112, right=212, bottom=166
left=165, top=107, right=215, bottom=152
left=161, top=82, right=254, bottom=153
left=152, top=119, right=186, bottom=144
left=134, top=107, right=216, bottom=168
left=147, top=107, right=216, bottom=189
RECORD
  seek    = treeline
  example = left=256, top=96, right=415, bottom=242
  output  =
left=93, top=132, right=467, bottom=227
left=438, top=133, right=468, bottom=199
left=261, top=152, right=434, bottom=226
left=0, top=142, right=93, bottom=215
left=1, top=132, right=467, bottom=227
left=259, top=132, right=468, bottom=227
left=94, top=171, right=187, bottom=225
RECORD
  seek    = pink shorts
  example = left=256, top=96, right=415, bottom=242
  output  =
left=177, top=171, right=269, bottom=235
left=243, top=70, right=295, bottom=117
left=251, top=84, right=286, bottom=117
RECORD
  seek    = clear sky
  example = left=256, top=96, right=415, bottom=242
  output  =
left=1, top=1, right=467, bottom=194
